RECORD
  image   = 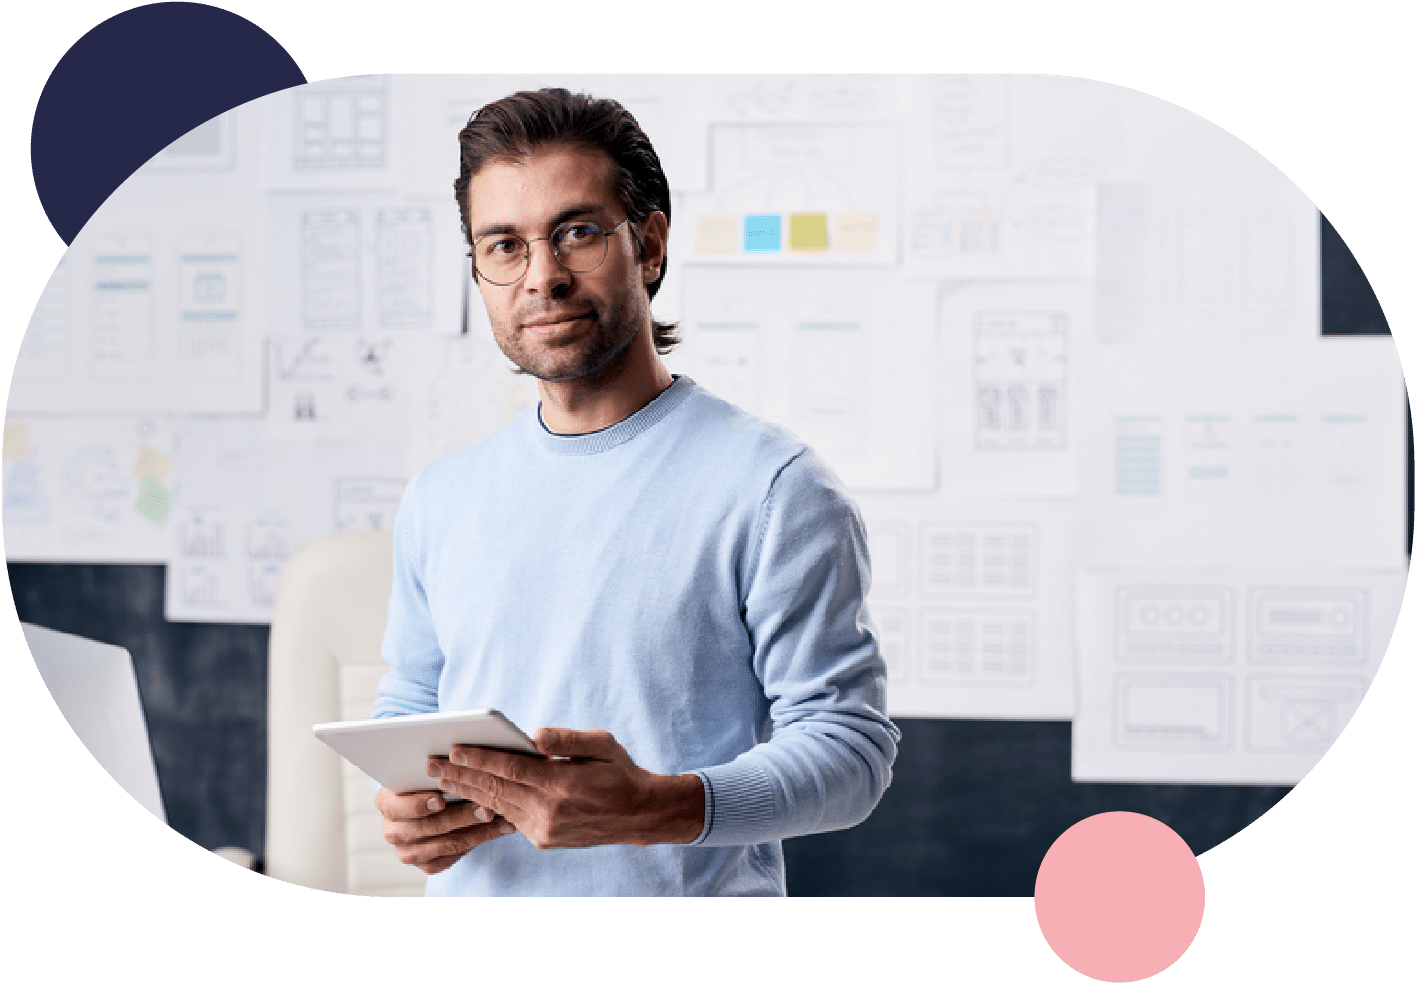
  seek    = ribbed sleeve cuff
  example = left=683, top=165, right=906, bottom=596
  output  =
left=689, top=761, right=777, bottom=847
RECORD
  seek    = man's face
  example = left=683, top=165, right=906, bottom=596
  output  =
left=465, top=145, right=653, bottom=383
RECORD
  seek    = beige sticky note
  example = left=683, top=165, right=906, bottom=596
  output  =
left=2, top=421, right=28, bottom=464
left=130, top=442, right=172, bottom=484
left=835, top=212, right=878, bottom=252
left=697, top=215, right=738, bottom=255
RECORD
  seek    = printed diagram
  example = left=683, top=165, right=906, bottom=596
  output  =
left=918, top=609, right=1034, bottom=684
left=919, top=522, right=1035, bottom=598
left=685, top=123, right=899, bottom=265
left=246, top=512, right=292, bottom=560
left=302, top=210, right=360, bottom=331
left=1076, top=568, right=1403, bottom=783
left=1114, top=414, right=1163, bottom=495
left=1245, top=677, right=1364, bottom=751
left=293, top=80, right=387, bottom=170
left=906, top=76, right=1107, bottom=277
left=334, top=477, right=404, bottom=532
left=1113, top=673, right=1232, bottom=749
left=871, top=605, right=911, bottom=683
left=179, top=510, right=226, bottom=559
left=794, top=321, right=864, bottom=452
left=181, top=563, right=223, bottom=607
left=690, top=321, right=761, bottom=414
left=90, top=234, right=154, bottom=378
left=973, top=312, right=1068, bottom=450
left=1095, top=183, right=1315, bottom=342
left=247, top=562, right=285, bottom=607
left=1181, top=414, right=1233, bottom=492
left=177, top=233, right=242, bottom=375
left=144, top=109, right=235, bottom=171
left=865, top=519, right=910, bottom=598
left=1114, top=586, right=1233, bottom=664
left=16, top=257, right=70, bottom=381
left=61, top=447, right=127, bottom=522
left=1247, top=586, right=1367, bottom=665
left=376, top=209, right=432, bottom=328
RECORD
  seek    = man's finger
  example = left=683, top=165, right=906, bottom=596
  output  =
left=392, top=817, right=514, bottom=868
left=449, top=744, right=545, bottom=783
left=375, top=785, right=451, bottom=820
left=533, top=727, right=619, bottom=759
left=383, top=801, right=493, bottom=845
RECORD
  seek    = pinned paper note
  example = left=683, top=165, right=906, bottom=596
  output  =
left=835, top=212, right=878, bottom=252
left=788, top=213, right=829, bottom=250
left=3, top=423, right=29, bottom=461
left=744, top=214, right=781, bottom=251
left=696, top=215, right=737, bottom=255
left=130, top=442, right=172, bottom=484
left=133, top=480, right=171, bottom=526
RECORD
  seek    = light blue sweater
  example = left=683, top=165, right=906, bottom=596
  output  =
left=374, top=376, right=899, bottom=895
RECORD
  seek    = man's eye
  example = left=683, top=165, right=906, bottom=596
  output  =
left=483, top=238, right=521, bottom=256
left=558, top=223, right=599, bottom=243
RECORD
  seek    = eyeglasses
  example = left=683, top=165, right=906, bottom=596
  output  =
left=470, top=217, right=631, bottom=286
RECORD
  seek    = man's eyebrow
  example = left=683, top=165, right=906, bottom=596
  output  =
left=470, top=203, right=609, bottom=241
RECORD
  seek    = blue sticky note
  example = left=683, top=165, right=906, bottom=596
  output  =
left=744, top=214, right=781, bottom=251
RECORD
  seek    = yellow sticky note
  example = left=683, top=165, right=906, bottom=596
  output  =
left=131, top=442, right=172, bottom=484
left=3, top=422, right=29, bottom=462
left=788, top=213, right=830, bottom=251
left=835, top=212, right=878, bottom=252
left=697, top=215, right=738, bottom=255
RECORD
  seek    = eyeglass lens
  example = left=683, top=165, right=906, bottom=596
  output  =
left=475, top=222, right=609, bottom=284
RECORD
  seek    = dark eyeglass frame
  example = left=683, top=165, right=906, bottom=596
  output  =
left=469, top=216, right=631, bottom=286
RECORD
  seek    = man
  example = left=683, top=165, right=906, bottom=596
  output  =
left=372, top=88, right=898, bottom=896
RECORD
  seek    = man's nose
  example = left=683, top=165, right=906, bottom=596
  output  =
left=523, top=239, right=571, bottom=295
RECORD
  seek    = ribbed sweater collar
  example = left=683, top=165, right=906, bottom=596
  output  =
left=532, top=375, right=694, bottom=456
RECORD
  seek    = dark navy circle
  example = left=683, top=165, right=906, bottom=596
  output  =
left=31, top=2, right=305, bottom=244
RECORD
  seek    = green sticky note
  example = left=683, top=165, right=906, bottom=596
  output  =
left=134, top=480, right=171, bottom=526
left=788, top=213, right=830, bottom=250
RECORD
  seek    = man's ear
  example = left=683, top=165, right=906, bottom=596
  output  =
left=637, top=210, right=669, bottom=284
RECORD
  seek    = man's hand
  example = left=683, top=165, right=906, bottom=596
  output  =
left=374, top=786, right=516, bottom=874
left=427, top=728, right=705, bottom=850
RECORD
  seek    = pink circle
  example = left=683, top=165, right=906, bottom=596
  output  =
left=1035, top=812, right=1205, bottom=982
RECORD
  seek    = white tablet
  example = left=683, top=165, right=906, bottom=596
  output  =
left=312, top=708, right=541, bottom=797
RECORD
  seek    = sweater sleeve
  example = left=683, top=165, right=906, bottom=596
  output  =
left=690, top=449, right=900, bottom=846
left=373, top=472, right=444, bottom=719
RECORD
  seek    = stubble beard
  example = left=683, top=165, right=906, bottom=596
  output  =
left=496, top=290, right=646, bottom=384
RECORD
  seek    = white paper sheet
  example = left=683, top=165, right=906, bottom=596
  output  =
left=264, top=333, right=413, bottom=443
left=1073, top=566, right=1407, bottom=784
left=680, top=266, right=935, bottom=490
left=1077, top=337, right=1408, bottom=569
left=680, top=123, right=900, bottom=267
left=1096, top=181, right=1320, bottom=342
left=856, top=493, right=1078, bottom=720
left=164, top=416, right=406, bottom=623
left=2, top=414, right=175, bottom=562
left=261, top=76, right=400, bottom=193
left=703, top=75, right=904, bottom=124
left=395, top=74, right=710, bottom=197
left=406, top=332, right=539, bottom=476
left=8, top=198, right=266, bottom=413
left=901, top=75, right=1123, bottom=280
left=264, top=193, right=465, bottom=335
left=935, top=280, right=1091, bottom=495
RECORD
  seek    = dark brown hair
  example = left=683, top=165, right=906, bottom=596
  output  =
left=454, top=88, right=679, bottom=354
